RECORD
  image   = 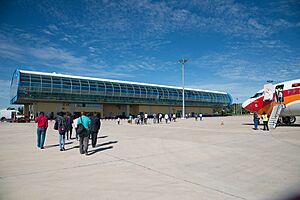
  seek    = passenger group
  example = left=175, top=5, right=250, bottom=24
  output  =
left=35, top=111, right=101, bottom=155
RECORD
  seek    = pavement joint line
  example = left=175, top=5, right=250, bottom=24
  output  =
left=0, top=145, right=197, bottom=180
left=155, top=126, right=300, bottom=149
left=2, top=117, right=299, bottom=199
left=0, top=149, right=194, bottom=179
left=146, top=125, right=253, bottom=134
left=0, top=158, right=122, bottom=179
left=268, top=135, right=300, bottom=148
left=126, top=146, right=203, bottom=160
left=104, top=152, right=248, bottom=200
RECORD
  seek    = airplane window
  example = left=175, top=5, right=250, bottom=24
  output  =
left=251, top=92, right=263, bottom=98
left=292, top=83, right=300, bottom=87
left=275, top=84, right=284, bottom=91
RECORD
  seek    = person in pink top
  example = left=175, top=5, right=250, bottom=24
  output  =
left=34, top=112, right=48, bottom=149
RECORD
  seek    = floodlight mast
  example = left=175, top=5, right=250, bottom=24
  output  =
left=178, top=59, right=188, bottom=119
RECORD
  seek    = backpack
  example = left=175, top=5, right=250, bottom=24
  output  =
left=60, top=117, right=67, bottom=131
left=55, top=116, right=67, bottom=133
left=76, top=117, right=86, bottom=136
left=54, top=120, right=58, bottom=130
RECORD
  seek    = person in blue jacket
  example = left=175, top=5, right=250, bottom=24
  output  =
left=77, top=111, right=91, bottom=155
left=253, top=112, right=259, bottom=130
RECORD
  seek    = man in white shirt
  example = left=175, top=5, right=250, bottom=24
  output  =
left=164, top=113, right=169, bottom=124
left=144, top=113, right=148, bottom=124
left=73, top=117, right=79, bottom=140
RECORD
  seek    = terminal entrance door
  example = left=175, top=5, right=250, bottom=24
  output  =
left=177, top=111, right=182, bottom=118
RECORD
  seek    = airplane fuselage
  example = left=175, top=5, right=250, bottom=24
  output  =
left=242, top=79, right=300, bottom=116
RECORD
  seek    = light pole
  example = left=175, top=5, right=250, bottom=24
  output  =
left=178, top=59, right=188, bottom=119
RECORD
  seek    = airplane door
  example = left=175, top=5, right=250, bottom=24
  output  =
left=275, top=84, right=284, bottom=103
left=263, top=83, right=273, bottom=101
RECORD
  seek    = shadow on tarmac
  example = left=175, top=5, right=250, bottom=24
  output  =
left=242, top=123, right=254, bottom=126
left=95, top=140, right=118, bottom=147
left=65, top=140, right=118, bottom=152
left=86, top=140, right=118, bottom=156
left=87, top=146, right=114, bottom=156
left=44, top=139, right=118, bottom=155
left=45, top=141, right=73, bottom=149
left=65, top=145, right=79, bottom=151
left=277, top=124, right=300, bottom=127
left=242, top=123, right=300, bottom=127
left=97, top=135, right=108, bottom=139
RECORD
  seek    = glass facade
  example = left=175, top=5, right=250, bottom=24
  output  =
left=10, top=70, right=232, bottom=106
left=10, top=70, right=19, bottom=104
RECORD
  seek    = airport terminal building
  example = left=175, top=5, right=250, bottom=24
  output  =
left=10, top=70, right=232, bottom=118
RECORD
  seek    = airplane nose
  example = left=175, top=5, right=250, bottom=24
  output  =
left=242, top=100, right=249, bottom=109
left=242, top=99, right=257, bottom=112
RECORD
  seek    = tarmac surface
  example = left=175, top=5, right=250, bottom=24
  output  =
left=0, top=115, right=300, bottom=200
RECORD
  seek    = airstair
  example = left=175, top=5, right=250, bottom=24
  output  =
left=268, top=104, right=285, bottom=129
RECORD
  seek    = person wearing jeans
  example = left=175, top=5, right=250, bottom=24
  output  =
left=253, top=112, right=259, bottom=130
left=55, top=112, right=67, bottom=151
left=262, top=112, right=269, bottom=131
left=36, top=128, right=46, bottom=148
left=59, top=132, right=65, bottom=150
left=35, top=112, right=48, bottom=149
left=65, top=113, right=73, bottom=140
left=77, top=111, right=91, bottom=155
left=89, top=112, right=101, bottom=148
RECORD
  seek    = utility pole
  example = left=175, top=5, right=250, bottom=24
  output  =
left=178, top=59, right=188, bottom=119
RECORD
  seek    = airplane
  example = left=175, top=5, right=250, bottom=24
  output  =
left=242, top=79, right=300, bottom=124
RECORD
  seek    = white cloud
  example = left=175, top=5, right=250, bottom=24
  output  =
left=1, top=0, right=299, bottom=104
left=0, top=26, right=174, bottom=81
left=42, top=30, right=54, bottom=35
left=8, top=0, right=299, bottom=55
left=8, top=0, right=297, bottom=73
left=48, top=24, right=59, bottom=31
left=190, top=49, right=300, bottom=84
left=0, top=37, right=87, bottom=68
left=187, top=82, right=260, bottom=103
left=28, top=46, right=87, bottom=66
left=28, top=0, right=281, bottom=41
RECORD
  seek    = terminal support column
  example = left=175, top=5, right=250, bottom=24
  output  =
left=24, top=104, right=29, bottom=116
left=126, top=105, right=130, bottom=117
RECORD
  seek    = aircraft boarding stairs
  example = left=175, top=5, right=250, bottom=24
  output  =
left=268, top=104, right=285, bottom=129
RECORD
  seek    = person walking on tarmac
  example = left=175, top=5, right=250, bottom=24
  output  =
left=253, top=112, right=259, bottom=130
left=65, top=112, right=73, bottom=140
left=164, top=113, right=169, bottom=124
left=199, top=113, right=203, bottom=121
left=34, top=112, right=48, bottom=149
left=77, top=111, right=91, bottom=155
left=261, top=112, right=269, bottom=131
left=144, top=113, right=148, bottom=124
left=89, top=112, right=101, bottom=148
left=55, top=112, right=67, bottom=151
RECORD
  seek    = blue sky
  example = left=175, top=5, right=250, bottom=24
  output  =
left=0, top=0, right=300, bottom=108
